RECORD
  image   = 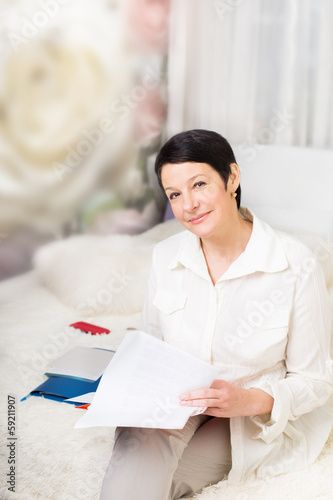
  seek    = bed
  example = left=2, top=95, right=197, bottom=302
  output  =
left=1, top=145, right=333, bottom=500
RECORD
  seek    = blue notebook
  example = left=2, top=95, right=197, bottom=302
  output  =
left=23, top=375, right=101, bottom=404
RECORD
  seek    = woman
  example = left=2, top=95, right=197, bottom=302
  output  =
left=100, top=130, right=333, bottom=500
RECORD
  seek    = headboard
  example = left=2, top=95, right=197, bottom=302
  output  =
left=238, top=145, right=333, bottom=237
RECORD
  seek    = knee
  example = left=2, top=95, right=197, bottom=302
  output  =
left=111, top=427, right=152, bottom=465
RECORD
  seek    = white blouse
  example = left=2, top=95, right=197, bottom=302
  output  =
left=142, top=209, right=333, bottom=481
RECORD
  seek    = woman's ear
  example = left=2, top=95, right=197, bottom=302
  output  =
left=228, top=163, right=240, bottom=192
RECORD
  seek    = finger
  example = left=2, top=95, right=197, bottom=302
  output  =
left=179, top=389, right=208, bottom=400
left=179, top=388, right=219, bottom=401
left=179, top=398, right=221, bottom=408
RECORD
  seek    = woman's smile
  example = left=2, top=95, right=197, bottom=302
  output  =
left=189, top=212, right=211, bottom=225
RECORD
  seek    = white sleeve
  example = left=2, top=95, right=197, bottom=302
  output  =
left=250, top=259, right=333, bottom=443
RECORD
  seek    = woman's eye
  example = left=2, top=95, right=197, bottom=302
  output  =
left=194, top=181, right=206, bottom=188
left=169, top=192, right=180, bottom=200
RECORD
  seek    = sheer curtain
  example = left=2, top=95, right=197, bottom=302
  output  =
left=166, top=0, right=333, bottom=149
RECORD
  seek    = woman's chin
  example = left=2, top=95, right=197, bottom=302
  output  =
left=186, top=222, right=214, bottom=239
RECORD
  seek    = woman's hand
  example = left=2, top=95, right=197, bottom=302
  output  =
left=179, top=379, right=274, bottom=418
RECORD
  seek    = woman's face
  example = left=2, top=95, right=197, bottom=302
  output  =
left=161, top=161, right=239, bottom=239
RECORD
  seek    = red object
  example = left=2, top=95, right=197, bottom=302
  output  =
left=70, top=321, right=110, bottom=335
left=75, top=403, right=91, bottom=410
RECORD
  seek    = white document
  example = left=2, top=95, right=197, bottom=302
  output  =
left=75, top=331, right=219, bottom=430
left=66, top=392, right=96, bottom=404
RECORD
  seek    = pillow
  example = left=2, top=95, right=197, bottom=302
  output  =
left=34, top=219, right=183, bottom=316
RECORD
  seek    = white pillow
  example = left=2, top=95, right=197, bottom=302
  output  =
left=34, top=219, right=183, bottom=316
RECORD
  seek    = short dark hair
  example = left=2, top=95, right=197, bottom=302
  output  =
left=154, top=129, right=241, bottom=209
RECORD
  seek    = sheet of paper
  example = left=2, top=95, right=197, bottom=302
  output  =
left=75, top=331, right=219, bottom=430
left=66, top=392, right=96, bottom=404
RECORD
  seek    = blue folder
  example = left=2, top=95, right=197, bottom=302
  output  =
left=23, top=375, right=101, bottom=404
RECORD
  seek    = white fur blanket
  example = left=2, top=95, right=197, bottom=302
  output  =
left=0, top=219, right=333, bottom=500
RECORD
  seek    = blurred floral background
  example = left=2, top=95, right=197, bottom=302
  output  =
left=0, top=0, right=170, bottom=280
left=0, top=0, right=332, bottom=281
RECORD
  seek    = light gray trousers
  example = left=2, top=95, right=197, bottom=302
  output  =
left=99, top=415, right=232, bottom=500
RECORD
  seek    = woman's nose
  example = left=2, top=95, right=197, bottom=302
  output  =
left=183, top=192, right=199, bottom=212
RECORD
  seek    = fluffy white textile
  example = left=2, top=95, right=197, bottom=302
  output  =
left=34, top=219, right=183, bottom=316
left=1, top=220, right=333, bottom=500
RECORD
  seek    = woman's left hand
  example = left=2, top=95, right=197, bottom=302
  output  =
left=179, top=379, right=274, bottom=418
